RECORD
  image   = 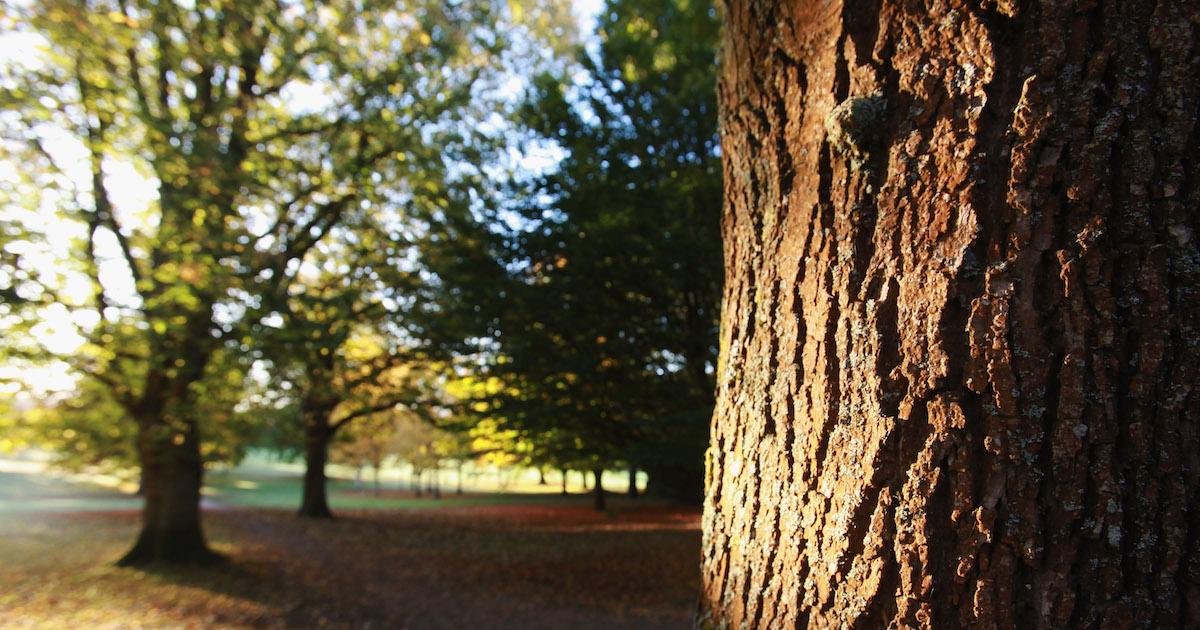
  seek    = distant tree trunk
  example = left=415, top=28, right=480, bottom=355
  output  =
left=643, top=459, right=704, bottom=503
left=118, top=408, right=215, bottom=566
left=703, top=1, right=1200, bottom=628
left=299, top=420, right=334, bottom=518
left=582, top=470, right=590, bottom=490
left=372, top=463, right=381, bottom=496
left=592, top=468, right=605, bottom=511
left=456, top=461, right=465, bottom=495
left=560, top=468, right=569, bottom=495
left=538, top=467, right=547, bottom=485
left=627, top=465, right=639, bottom=499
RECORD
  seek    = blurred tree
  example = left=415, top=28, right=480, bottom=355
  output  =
left=423, top=0, right=721, bottom=504
left=270, top=325, right=442, bottom=516
left=0, top=0, right=500, bottom=564
left=13, top=347, right=256, bottom=480
left=389, top=409, right=445, bottom=497
left=249, top=207, right=448, bottom=518
left=331, top=411, right=398, bottom=497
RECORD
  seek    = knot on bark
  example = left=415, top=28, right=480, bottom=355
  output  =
left=824, top=93, right=887, bottom=166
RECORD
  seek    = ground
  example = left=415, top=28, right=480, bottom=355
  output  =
left=0, top=459, right=700, bottom=629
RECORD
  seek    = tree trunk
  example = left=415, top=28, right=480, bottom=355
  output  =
left=538, top=467, right=547, bottom=485
left=299, top=423, right=333, bottom=518
left=592, top=468, right=605, bottom=511
left=702, top=1, right=1200, bottom=628
left=643, top=462, right=705, bottom=503
left=118, top=415, right=216, bottom=566
left=372, top=464, right=381, bottom=497
left=627, top=465, right=639, bottom=499
left=457, top=462, right=465, bottom=495
left=561, top=467, right=569, bottom=495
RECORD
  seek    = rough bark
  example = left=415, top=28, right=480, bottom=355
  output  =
left=702, top=0, right=1199, bottom=628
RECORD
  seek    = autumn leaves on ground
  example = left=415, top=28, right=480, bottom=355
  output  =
left=0, top=463, right=700, bottom=629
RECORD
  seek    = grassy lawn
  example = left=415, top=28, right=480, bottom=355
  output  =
left=204, top=467, right=573, bottom=512
left=0, top=457, right=700, bottom=629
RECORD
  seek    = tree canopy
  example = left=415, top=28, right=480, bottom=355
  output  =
left=420, top=0, right=722, bottom=500
left=0, top=0, right=507, bottom=563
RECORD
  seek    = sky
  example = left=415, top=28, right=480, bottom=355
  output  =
left=0, top=0, right=606, bottom=398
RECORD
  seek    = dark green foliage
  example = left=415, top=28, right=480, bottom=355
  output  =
left=424, top=0, right=721, bottom=501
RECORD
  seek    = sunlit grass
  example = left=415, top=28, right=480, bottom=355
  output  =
left=0, top=512, right=286, bottom=629
left=0, top=450, right=643, bottom=514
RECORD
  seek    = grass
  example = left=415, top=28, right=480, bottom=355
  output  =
left=203, top=468, right=565, bottom=511
left=0, top=451, right=616, bottom=513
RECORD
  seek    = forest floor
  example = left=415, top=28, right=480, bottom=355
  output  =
left=0, top=462, right=701, bottom=629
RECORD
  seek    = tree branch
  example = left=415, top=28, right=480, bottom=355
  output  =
left=331, top=395, right=427, bottom=433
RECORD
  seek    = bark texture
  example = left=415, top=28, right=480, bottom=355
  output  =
left=701, top=0, right=1199, bottom=628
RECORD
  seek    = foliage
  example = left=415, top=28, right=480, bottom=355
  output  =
left=7, top=347, right=257, bottom=472
left=252, top=208, right=447, bottom=452
left=422, top=0, right=722, bottom=497
left=0, top=0, right=506, bottom=551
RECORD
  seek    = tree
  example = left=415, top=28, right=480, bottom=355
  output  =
left=274, top=325, right=440, bottom=517
left=423, top=0, right=722, bottom=504
left=0, top=0, right=496, bottom=564
left=389, top=410, right=446, bottom=497
left=701, top=1, right=1199, bottom=627
left=254, top=214, right=444, bottom=518
left=331, top=411, right=398, bottom=496
left=13, top=347, right=255, bottom=479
